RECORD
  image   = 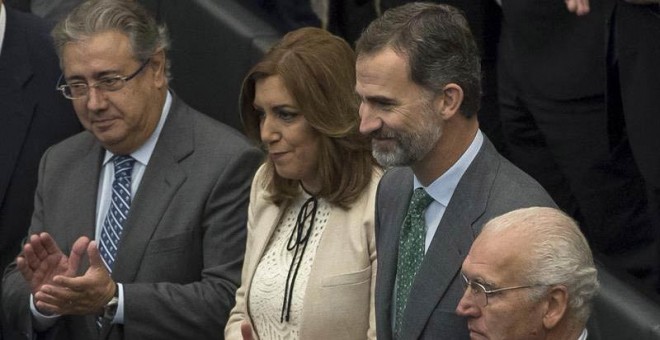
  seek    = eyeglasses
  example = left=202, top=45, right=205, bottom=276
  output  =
left=56, top=58, right=151, bottom=100
left=461, top=272, right=539, bottom=307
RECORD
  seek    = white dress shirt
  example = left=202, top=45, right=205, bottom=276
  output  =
left=578, top=328, right=588, bottom=340
left=0, top=4, right=7, bottom=56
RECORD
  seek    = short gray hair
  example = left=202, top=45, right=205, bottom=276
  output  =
left=52, top=0, right=171, bottom=77
left=483, top=207, right=599, bottom=325
left=355, top=2, right=481, bottom=117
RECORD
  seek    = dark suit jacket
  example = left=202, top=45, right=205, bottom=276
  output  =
left=499, top=0, right=605, bottom=100
left=374, top=137, right=556, bottom=339
left=0, top=7, right=80, bottom=274
left=1, top=95, right=263, bottom=339
left=606, top=1, right=660, bottom=188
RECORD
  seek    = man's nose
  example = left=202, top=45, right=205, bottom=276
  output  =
left=358, top=102, right=382, bottom=135
left=455, top=288, right=481, bottom=318
left=85, top=86, right=109, bottom=111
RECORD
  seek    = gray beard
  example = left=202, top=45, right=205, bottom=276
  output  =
left=371, top=122, right=442, bottom=167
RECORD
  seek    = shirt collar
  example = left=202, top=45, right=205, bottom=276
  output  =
left=103, top=91, right=173, bottom=166
left=578, top=328, right=588, bottom=340
left=413, top=130, right=484, bottom=206
left=0, top=4, right=7, bottom=57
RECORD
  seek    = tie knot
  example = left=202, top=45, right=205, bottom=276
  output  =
left=113, top=155, right=136, bottom=180
left=410, top=188, right=433, bottom=212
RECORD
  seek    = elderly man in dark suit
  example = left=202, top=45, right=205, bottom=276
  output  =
left=354, top=3, right=555, bottom=339
left=1, top=0, right=262, bottom=339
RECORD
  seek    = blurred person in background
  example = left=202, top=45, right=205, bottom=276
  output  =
left=498, top=0, right=656, bottom=290
left=0, top=0, right=81, bottom=337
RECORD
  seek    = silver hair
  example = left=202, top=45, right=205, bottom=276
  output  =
left=51, top=0, right=171, bottom=78
left=483, top=207, right=599, bottom=325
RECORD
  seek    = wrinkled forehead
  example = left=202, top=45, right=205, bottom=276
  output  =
left=464, top=229, right=532, bottom=283
left=61, top=31, right=136, bottom=76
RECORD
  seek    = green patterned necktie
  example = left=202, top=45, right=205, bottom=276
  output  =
left=394, top=188, right=434, bottom=337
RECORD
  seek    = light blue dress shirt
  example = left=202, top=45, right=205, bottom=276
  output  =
left=414, top=130, right=483, bottom=252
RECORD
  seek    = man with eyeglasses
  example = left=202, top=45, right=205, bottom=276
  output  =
left=457, top=207, right=599, bottom=339
left=1, top=0, right=262, bottom=339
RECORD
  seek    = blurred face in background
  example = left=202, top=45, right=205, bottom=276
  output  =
left=254, top=75, right=321, bottom=193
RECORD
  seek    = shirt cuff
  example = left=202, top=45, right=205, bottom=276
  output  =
left=113, top=282, right=125, bottom=324
left=29, top=294, right=60, bottom=331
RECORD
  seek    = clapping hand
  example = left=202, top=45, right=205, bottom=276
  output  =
left=42, top=240, right=116, bottom=315
left=17, top=234, right=115, bottom=316
left=17, top=233, right=89, bottom=314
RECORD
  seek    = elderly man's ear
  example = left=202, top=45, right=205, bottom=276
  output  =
left=542, top=285, right=569, bottom=329
left=150, top=48, right=167, bottom=88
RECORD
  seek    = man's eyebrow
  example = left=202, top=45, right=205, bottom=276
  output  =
left=473, top=277, right=493, bottom=287
left=64, top=69, right=121, bottom=82
left=361, top=94, right=398, bottom=105
left=467, top=274, right=496, bottom=289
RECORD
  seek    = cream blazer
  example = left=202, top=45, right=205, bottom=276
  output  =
left=225, top=165, right=381, bottom=339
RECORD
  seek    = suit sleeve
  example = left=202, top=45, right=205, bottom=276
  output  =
left=2, top=146, right=54, bottom=337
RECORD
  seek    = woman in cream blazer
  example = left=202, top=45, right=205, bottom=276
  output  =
left=225, top=27, right=381, bottom=339
left=225, top=166, right=380, bottom=339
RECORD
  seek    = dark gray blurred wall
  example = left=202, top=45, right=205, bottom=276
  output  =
left=141, top=0, right=280, bottom=133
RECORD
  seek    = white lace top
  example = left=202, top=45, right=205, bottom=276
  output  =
left=248, top=193, right=330, bottom=340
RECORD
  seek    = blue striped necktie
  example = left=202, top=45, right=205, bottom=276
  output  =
left=99, top=155, right=136, bottom=272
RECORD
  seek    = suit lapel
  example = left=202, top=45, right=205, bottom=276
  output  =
left=401, top=138, right=500, bottom=339
left=244, top=194, right=285, bottom=321
left=375, top=167, right=413, bottom=339
left=64, top=137, right=104, bottom=255
left=0, top=9, right=35, bottom=206
left=111, top=95, right=190, bottom=283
